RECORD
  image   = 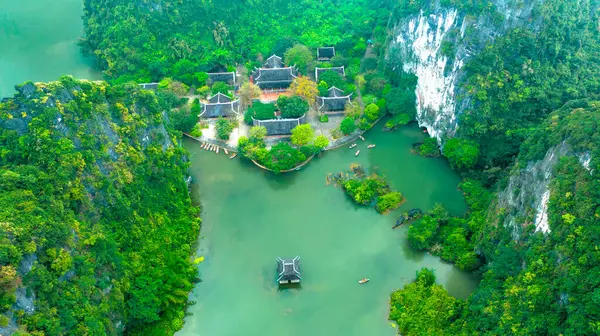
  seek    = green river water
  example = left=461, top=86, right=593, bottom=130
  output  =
left=180, top=125, right=479, bottom=336
left=0, top=0, right=101, bottom=98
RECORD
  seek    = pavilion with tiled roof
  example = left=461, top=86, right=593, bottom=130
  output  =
left=199, top=93, right=240, bottom=118
left=317, top=87, right=354, bottom=114
left=317, top=47, right=336, bottom=61
left=207, top=71, right=236, bottom=86
left=251, top=55, right=298, bottom=91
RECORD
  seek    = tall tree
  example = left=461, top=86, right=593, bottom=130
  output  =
left=289, top=76, right=318, bottom=105
left=291, top=124, right=315, bottom=146
left=284, top=44, right=314, bottom=74
left=239, top=82, right=262, bottom=110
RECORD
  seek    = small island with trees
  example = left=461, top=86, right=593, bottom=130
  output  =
left=329, top=164, right=404, bottom=214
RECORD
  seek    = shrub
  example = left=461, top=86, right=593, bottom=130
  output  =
left=419, top=138, right=439, bottom=157
left=278, top=95, right=308, bottom=118
left=364, top=103, right=380, bottom=121
left=319, top=114, right=329, bottom=123
left=291, top=124, right=314, bottom=146
left=246, top=102, right=277, bottom=121
left=249, top=126, right=267, bottom=144
left=375, top=192, right=403, bottom=213
left=314, top=135, right=329, bottom=149
left=211, top=81, right=232, bottom=96
left=318, top=71, right=346, bottom=90
left=190, top=124, right=203, bottom=138
left=358, top=118, right=371, bottom=130
left=196, top=85, right=210, bottom=97
left=216, top=117, right=236, bottom=140
left=340, top=117, right=357, bottom=135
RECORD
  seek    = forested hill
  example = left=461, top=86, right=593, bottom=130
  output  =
left=80, top=0, right=391, bottom=83
left=0, top=77, right=200, bottom=335
left=391, top=99, right=600, bottom=335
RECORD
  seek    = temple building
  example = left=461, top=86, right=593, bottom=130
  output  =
left=207, top=71, right=236, bottom=86
left=276, top=256, right=301, bottom=285
left=251, top=55, right=298, bottom=91
left=316, top=87, right=354, bottom=115
left=317, top=47, right=336, bottom=61
left=315, top=66, right=345, bottom=82
left=199, top=93, right=240, bottom=118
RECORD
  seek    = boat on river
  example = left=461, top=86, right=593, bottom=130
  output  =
left=354, top=150, right=360, bottom=157
left=359, top=278, right=370, bottom=284
left=359, top=135, right=365, bottom=141
left=367, top=144, right=376, bottom=149
left=216, top=147, right=220, bottom=154
left=224, top=148, right=229, bottom=155
left=349, top=143, right=357, bottom=149
left=230, top=153, right=237, bottom=159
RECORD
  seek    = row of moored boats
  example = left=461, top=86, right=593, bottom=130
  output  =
left=200, top=142, right=237, bottom=159
left=350, top=135, right=376, bottom=157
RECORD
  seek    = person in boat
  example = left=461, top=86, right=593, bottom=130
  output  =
left=359, top=278, right=370, bottom=284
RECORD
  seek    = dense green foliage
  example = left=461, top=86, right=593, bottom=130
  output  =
left=244, top=102, right=277, bottom=123
left=215, top=117, right=236, bottom=140
left=399, top=101, right=600, bottom=333
left=81, top=0, right=392, bottom=84
left=389, top=268, right=462, bottom=335
left=407, top=180, right=490, bottom=271
left=364, top=103, right=380, bottom=121
left=0, top=78, right=200, bottom=335
left=415, top=138, right=439, bottom=157
left=336, top=167, right=404, bottom=213
left=457, top=0, right=600, bottom=169
left=290, top=124, right=314, bottom=146
left=340, top=117, right=357, bottom=135
left=443, top=138, right=479, bottom=169
left=277, top=96, right=309, bottom=119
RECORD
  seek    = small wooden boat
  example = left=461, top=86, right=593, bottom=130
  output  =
left=367, top=144, right=376, bottom=149
left=359, top=135, right=365, bottom=141
left=359, top=278, right=370, bottom=284
left=216, top=147, right=220, bottom=154
left=230, top=153, right=237, bottom=159
left=349, top=143, right=357, bottom=149
left=354, top=150, right=360, bottom=157
left=224, top=148, right=229, bottom=155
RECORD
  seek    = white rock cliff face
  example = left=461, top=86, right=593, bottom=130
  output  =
left=496, top=142, right=571, bottom=238
left=393, top=9, right=461, bottom=141
left=386, top=1, right=538, bottom=142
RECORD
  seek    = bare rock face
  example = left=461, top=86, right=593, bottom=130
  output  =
left=496, top=142, right=570, bottom=238
left=386, top=0, right=539, bottom=143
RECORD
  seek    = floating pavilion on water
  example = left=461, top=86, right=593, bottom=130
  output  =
left=276, top=256, right=301, bottom=285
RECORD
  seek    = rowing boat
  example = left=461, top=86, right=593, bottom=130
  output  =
left=355, top=150, right=360, bottom=157
left=359, top=278, right=370, bottom=284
